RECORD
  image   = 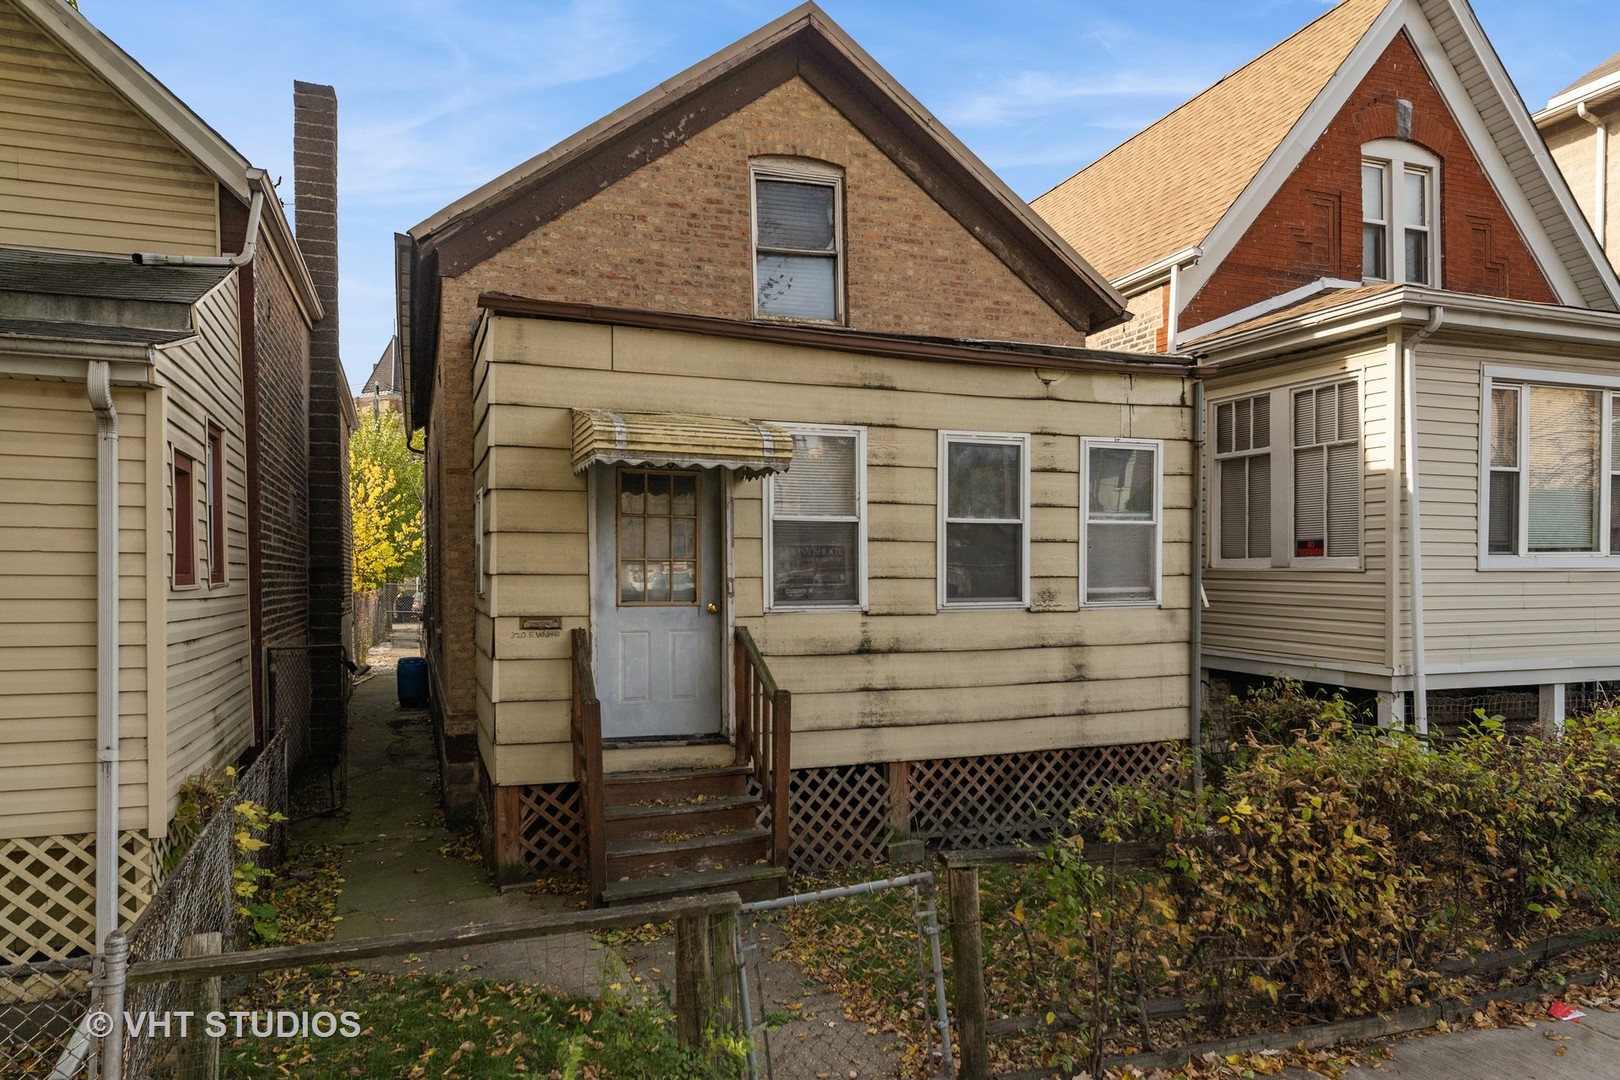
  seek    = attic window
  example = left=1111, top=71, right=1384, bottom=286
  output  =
left=1362, top=139, right=1439, bottom=285
left=752, top=159, right=843, bottom=322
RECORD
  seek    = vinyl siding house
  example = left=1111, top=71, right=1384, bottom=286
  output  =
left=399, top=4, right=1197, bottom=902
left=1035, top=0, right=1620, bottom=731
left=0, top=0, right=344, bottom=962
left=1536, top=50, right=1620, bottom=264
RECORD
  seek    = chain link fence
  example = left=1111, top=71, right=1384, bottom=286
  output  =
left=0, top=957, right=95, bottom=1079
left=737, top=873, right=953, bottom=1080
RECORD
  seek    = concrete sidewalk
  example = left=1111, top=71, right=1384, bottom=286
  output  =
left=1275, top=1000, right=1620, bottom=1080
left=292, top=625, right=631, bottom=998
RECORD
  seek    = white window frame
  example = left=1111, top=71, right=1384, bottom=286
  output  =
left=1478, top=365, right=1620, bottom=569
left=750, top=157, right=845, bottom=324
left=1361, top=138, right=1440, bottom=286
left=763, top=423, right=867, bottom=613
left=1210, top=392, right=1274, bottom=569
left=1080, top=437, right=1163, bottom=607
left=1207, top=377, right=1364, bottom=572
left=937, top=431, right=1031, bottom=610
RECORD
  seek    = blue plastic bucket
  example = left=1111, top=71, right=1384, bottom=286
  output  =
left=397, top=656, right=429, bottom=707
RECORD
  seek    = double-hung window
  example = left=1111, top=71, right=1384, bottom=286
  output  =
left=1483, top=369, right=1620, bottom=564
left=1082, top=439, right=1162, bottom=605
left=1362, top=139, right=1439, bottom=285
left=1214, top=395, right=1272, bottom=562
left=1292, top=381, right=1361, bottom=559
left=765, top=425, right=865, bottom=610
left=206, top=422, right=226, bottom=585
left=173, top=449, right=197, bottom=588
left=939, top=432, right=1029, bottom=607
left=752, top=158, right=843, bottom=322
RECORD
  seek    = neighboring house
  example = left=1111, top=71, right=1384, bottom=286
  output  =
left=0, top=0, right=349, bottom=962
left=357, top=335, right=404, bottom=417
left=1536, top=51, right=1620, bottom=263
left=1035, top=0, right=1620, bottom=732
left=398, top=4, right=1197, bottom=901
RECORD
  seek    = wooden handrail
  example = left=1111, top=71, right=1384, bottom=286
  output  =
left=570, top=628, right=607, bottom=904
left=734, top=627, right=791, bottom=868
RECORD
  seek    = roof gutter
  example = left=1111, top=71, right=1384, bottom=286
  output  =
left=133, top=168, right=268, bottom=268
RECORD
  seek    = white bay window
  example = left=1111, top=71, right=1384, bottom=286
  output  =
left=1483, top=370, right=1620, bottom=564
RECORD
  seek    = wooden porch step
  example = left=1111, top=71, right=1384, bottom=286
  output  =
left=601, top=764, right=751, bottom=804
left=601, top=863, right=787, bottom=906
left=606, top=826, right=771, bottom=878
left=603, top=794, right=762, bottom=841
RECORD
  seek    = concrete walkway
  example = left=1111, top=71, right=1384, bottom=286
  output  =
left=1321, top=1005, right=1620, bottom=1080
left=293, top=625, right=631, bottom=998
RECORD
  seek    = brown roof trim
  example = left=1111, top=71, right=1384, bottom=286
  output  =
left=476, top=293, right=1192, bottom=375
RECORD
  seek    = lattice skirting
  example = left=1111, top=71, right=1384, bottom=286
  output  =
left=789, top=743, right=1180, bottom=870
left=907, top=743, right=1176, bottom=849
left=0, top=831, right=156, bottom=965
left=509, top=782, right=587, bottom=877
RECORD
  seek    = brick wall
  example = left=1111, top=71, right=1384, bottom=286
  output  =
left=1089, top=285, right=1168, bottom=352
left=1183, top=31, right=1557, bottom=329
left=252, top=247, right=311, bottom=654
left=294, top=81, right=349, bottom=663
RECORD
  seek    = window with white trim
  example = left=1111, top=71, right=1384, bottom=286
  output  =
left=1362, top=139, right=1439, bottom=285
left=1484, top=376, right=1620, bottom=560
left=752, top=159, right=843, bottom=322
left=765, top=425, right=865, bottom=610
left=1214, top=394, right=1272, bottom=562
left=939, top=432, right=1029, bottom=607
left=1083, top=439, right=1161, bottom=605
left=1292, top=381, right=1361, bottom=559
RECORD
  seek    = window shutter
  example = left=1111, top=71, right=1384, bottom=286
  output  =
left=1294, top=446, right=1325, bottom=555
left=1219, top=459, right=1248, bottom=560
left=1248, top=456, right=1272, bottom=559
left=1326, top=443, right=1360, bottom=556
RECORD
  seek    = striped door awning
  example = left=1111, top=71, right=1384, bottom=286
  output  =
left=570, top=409, right=795, bottom=476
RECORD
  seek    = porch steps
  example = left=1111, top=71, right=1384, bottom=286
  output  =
left=599, top=763, right=785, bottom=905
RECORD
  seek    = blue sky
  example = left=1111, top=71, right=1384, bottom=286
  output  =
left=78, top=0, right=1620, bottom=393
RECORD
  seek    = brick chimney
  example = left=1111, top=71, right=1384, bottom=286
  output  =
left=294, top=81, right=351, bottom=714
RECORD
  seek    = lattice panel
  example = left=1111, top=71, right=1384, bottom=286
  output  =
left=0, top=830, right=155, bottom=964
left=909, top=742, right=1176, bottom=849
left=788, top=764, right=890, bottom=870
left=516, top=782, right=587, bottom=874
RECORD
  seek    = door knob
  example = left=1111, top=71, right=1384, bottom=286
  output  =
left=706, top=602, right=719, bottom=614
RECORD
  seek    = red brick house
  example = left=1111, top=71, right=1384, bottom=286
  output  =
left=398, top=3, right=1197, bottom=900
left=1036, top=0, right=1620, bottom=732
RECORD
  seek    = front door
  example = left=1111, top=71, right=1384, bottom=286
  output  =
left=592, top=465, right=724, bottom=739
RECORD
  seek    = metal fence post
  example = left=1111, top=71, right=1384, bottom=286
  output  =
left=99, top=930, right=128, bottom=1080
left=946, top=864, right=989, bottom=1080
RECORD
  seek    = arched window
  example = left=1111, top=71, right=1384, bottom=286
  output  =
left=1361, top=139, right=1441, bottom=285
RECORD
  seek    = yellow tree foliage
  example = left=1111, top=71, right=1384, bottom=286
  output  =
left=349, top=411, right=423, bottom=592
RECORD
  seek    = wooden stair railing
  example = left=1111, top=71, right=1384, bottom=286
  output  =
left=570, top=628, right=607, bottom=904
left=733, top=627, right=792, bottom=868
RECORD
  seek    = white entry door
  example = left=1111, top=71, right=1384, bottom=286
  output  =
left=592, top=465, right=724, bottom=739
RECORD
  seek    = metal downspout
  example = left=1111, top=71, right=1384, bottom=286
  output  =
left=133, top=167, right=268, bottom=267
left=1189, top=379, right=1205, bottom=793
left=1404, top=309, right=1444, bottom=735
left=1577, top=103, right=1609, bottom=246
left=86, top=361, right=120, bottom=949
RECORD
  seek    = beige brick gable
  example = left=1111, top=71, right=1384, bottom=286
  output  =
left=444, top=77, right=1087, bottom=349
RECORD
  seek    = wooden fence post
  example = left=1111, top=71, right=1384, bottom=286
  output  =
left=946, top=863, right=989, bottom=1080
left=179, top=931, right=222, bottom=1080
left=675, top=913, right=714, bottom=1048
left=709, top=907, right=741, bottom=1033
